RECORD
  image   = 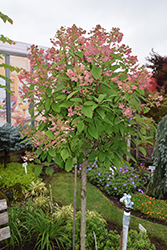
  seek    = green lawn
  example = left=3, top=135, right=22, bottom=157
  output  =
left=47, top=171, right=167, bottom=248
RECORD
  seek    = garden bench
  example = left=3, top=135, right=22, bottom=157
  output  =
left=0, top=199, right=10, bottom=242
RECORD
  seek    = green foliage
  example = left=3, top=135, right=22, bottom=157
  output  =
left=0, top=123, right=28, bottom=167
left=64, top=209, right=155, bottom=250
left=0, top=162, right=41, bottom=189
left=26, top=180, right=48, bottom=197
left=53, top=204, right=73, bottom=220
left=146, top=114, right=167, bottom=199
left=0, top=123, right=25, bottom=151
left=147, top=94, right=167, bottom=123
left=127, top=230, right=156, bottom=250
left=1, top=200, right=68, bottom=250
left=0, top=11, right=20, bottom=95
left=75, top=161, right=149, bottom=198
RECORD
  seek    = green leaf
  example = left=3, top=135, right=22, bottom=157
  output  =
left=52, top=103, right=60, bottom=112
left=29, top=107, right=34, bottom=116
left=88, top=150, right=100, bottom=161
left=61, top=149, right=71, bottom=161
left=54, top=154, right=63, bottom=166
left=48, top=148, right=56, bottom=158
left=65, top=157, right=73, bottom=172
left=110, top=53, right=122, bottom=61
left=36, top=148, right=42, bottom=156
left=0, top=12, right=13, bottom=24
left=44, top=98, right=51, bottom=111
left=81, top=106, right=93, bottom=118
left=84, top=101, right=96, bottom=106
left=99, top=152, right=105, bottom=162
left=45, top=167, right=54, bottom=176
left=110, top=65, right=120, bottom=72
left=88, top=125, right=99, bottom=139
left=45, top=130, right=54, bottom=139
left=143, top=106, right=150, bottom=114
left=123, top=150, right=137, bottom=163
left=75, top=51, right=84, bottom=58
left=77, top=121, right=85, bottom=133
left=47, top=155, right=52, bottom=163
left=56, top=94, right=67, bottom=100
left=91, top=66, right=102, bottom=80
left=70, top=97, right=82, bottom=103
left=129, top=98, right=140, bottom=111
left=139, top=147, right=147, bottom=157
left=34, top=165, right=43, bottom=177
left=119, top=74, right=128, bottom=81
left=67, top=90, right=79, bottom=100
left=96, top=108, right=105, bottom=119
left=111, top=156, right=120, bottom=168
left=59, top=101, right=73, bottom=108
left=46, top=87, right=52, bottom=95
left=97, top=94, right=106, bottom=102
left=104, top=158, right=111, bottom=168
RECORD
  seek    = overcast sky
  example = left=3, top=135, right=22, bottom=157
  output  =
left=1, top=0, right=167, bottom=66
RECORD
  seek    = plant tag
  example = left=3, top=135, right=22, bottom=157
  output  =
left=139, top=223, right=147, bottom=234
left=22, top=162, right=28, bottom=174
left=149, top=166, right=155, bottom=172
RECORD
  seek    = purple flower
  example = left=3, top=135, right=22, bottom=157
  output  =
left=79, top=167, right=81, bottom=170
left=132, top=181, right=135, bottom=185
left=99, top=179, right=102, bottom=181
left=107, top=178, right=110, bottom=180
left=109, top=174, right=111, bottom=177
left=88, top=168, right=92, bottom=171
left=106, top=184, right=109, bottom=187
left=124, top=183, right=126, bottom=186
left=138, top=188, right=143, bottom=193
left=134, top=185, right=136, bottom=188
left=129, top=178, right=133, bottom=181
left=109, top=181, right=111, bottom=184
left=114, top=187, right=117, bottom=190
left=98, top=173, right=101, bottom=176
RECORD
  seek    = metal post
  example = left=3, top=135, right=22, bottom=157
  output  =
left=5, top=55, right=11, bottom=123
left=120, top=193, right=134, bottom=250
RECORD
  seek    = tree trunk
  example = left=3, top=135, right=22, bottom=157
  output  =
left=73, top=163, right=77, bottom=250
left=80, top=159, right=88, bottom=250
left=4, top=149, right=7, bottom=168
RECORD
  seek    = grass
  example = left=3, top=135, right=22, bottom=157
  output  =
left=48, top=171, right=167, bottom=249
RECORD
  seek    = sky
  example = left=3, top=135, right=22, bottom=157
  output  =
left=1, top=0, right=167, bottom=66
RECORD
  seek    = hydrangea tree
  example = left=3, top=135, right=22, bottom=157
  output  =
left=19, top=24, right=161, bottom=250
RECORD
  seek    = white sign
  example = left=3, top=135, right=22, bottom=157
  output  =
left=139, top=223, right=147, bottom=234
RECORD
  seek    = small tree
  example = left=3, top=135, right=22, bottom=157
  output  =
left=0, top=123, right=26, bottom=168
left=146, top=48, right=167, bottom=93
left=19, top=25, right=161, bottom=250
left=146, top=114, right=167, bottom=199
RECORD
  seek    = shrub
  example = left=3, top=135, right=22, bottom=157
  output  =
left=0, top=162, right=41, bottom=189
left=64, top=209, right=155, bottom=249
left=1, top=199, right=68, bottom=250
left=146, top=114, right=167, bottom=199
left=132, top=192, right=167, bottom=221
left=75, top=161, right=150, bottom=198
